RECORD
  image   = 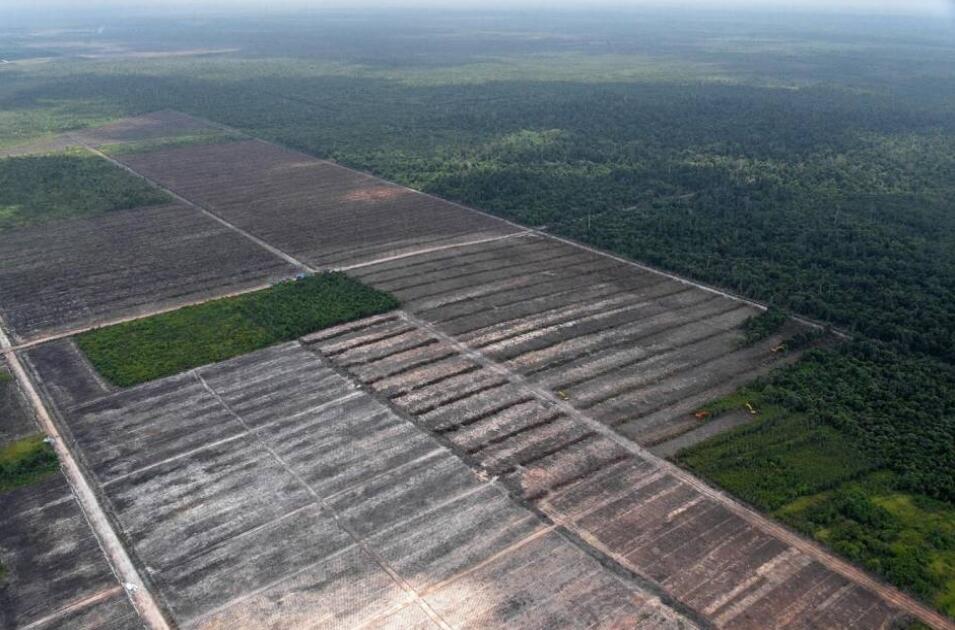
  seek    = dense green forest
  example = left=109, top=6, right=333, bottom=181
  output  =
left=1, top=8, right=953, bottom=616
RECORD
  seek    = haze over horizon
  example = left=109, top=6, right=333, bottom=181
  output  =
left=3, top=0, right=953, bottom=18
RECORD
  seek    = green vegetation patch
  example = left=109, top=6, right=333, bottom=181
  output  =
left=776, top=477, right=955, bottom=614
left=99, top=130, right=245, bottom=156
left=676, top=341, right=955, bottom=615
left=738, top=307, right=788, bottom=346
left=679, top=404, right=878, bottom=510
left=0, top=149, right=170, bottom=231
left=76, top=273, right=399, bottom=387
left=681, top=342, right=955, bottom=504
left=0, top=434, right=58, bottom=493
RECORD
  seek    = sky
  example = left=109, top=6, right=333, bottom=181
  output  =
left=2, top=0, right=953, bottom=29
left=3, top=0, right=953, bottom=13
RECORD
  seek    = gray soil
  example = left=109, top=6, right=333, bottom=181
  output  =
left=650, top=409, right=757, bottom=458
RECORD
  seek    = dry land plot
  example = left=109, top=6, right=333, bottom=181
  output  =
left=307, top=312, right=909, bottom=628
left=0, top=474, right=140, bottom=630
left=346, top=234, right=807, bottom=446
left=0, top=202, right=297, bottom=342
left=116, top=138, right=522, bottom=269
left=0, top=357, right=138, bottom=630
left=38, top=342, right=691, bottom=629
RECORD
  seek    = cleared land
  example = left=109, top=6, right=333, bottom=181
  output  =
left=345, top=234, right=807, bottom=446
left=0, top=202, right=297, bottom=342
left=0, top=474, right=140, bottom=630
left=116, top=138, right=523, bottom=269
left=0, top=356, right=138, bottom=630
left=307, top=312, right=908, bottom=628
left=38, top=342, right=690, bottom=629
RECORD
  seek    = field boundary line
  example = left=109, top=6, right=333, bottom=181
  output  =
left=396, top=310, right=953, bottom=630
left=0, top=321, right=172, bottom=630
left=335, top=230, right=534, bottom=272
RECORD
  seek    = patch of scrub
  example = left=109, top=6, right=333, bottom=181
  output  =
left=776, top=474, right=955, bottom=617
left=0, top=148, right=169, bottom=231
left=76, top=272, right=399, bottom=387
left=0, top=434, right=58, bottom=493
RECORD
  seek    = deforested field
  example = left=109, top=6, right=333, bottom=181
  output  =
left=0, top=357, right=138, bottom=630
left=40, top=342, right=690, bottom=629
left=307, top=313, right=906, bottom=629
left=0, top=474, right=141, bottom=630
left=345, top=233, right=807, bottom=446
left=117, top=139, right=522, bottom=269
left=0, top=202, right=297, bottom=342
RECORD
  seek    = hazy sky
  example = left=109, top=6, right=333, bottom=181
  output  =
left=2, top=0, right=953, bottom=29
left=4, top=0, right=953, bottom=13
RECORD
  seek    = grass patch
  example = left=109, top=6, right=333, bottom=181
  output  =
left=678, top=406, right=878, bottom=511
left=776, top=474, right=955, bottom=616
left=76, top=273, right=399, bottom=387
left=0, top=149, right=170, bottom=231
left=0, top=434, right=58, bottom=493
left=99, top=130, right=245, bottom=156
